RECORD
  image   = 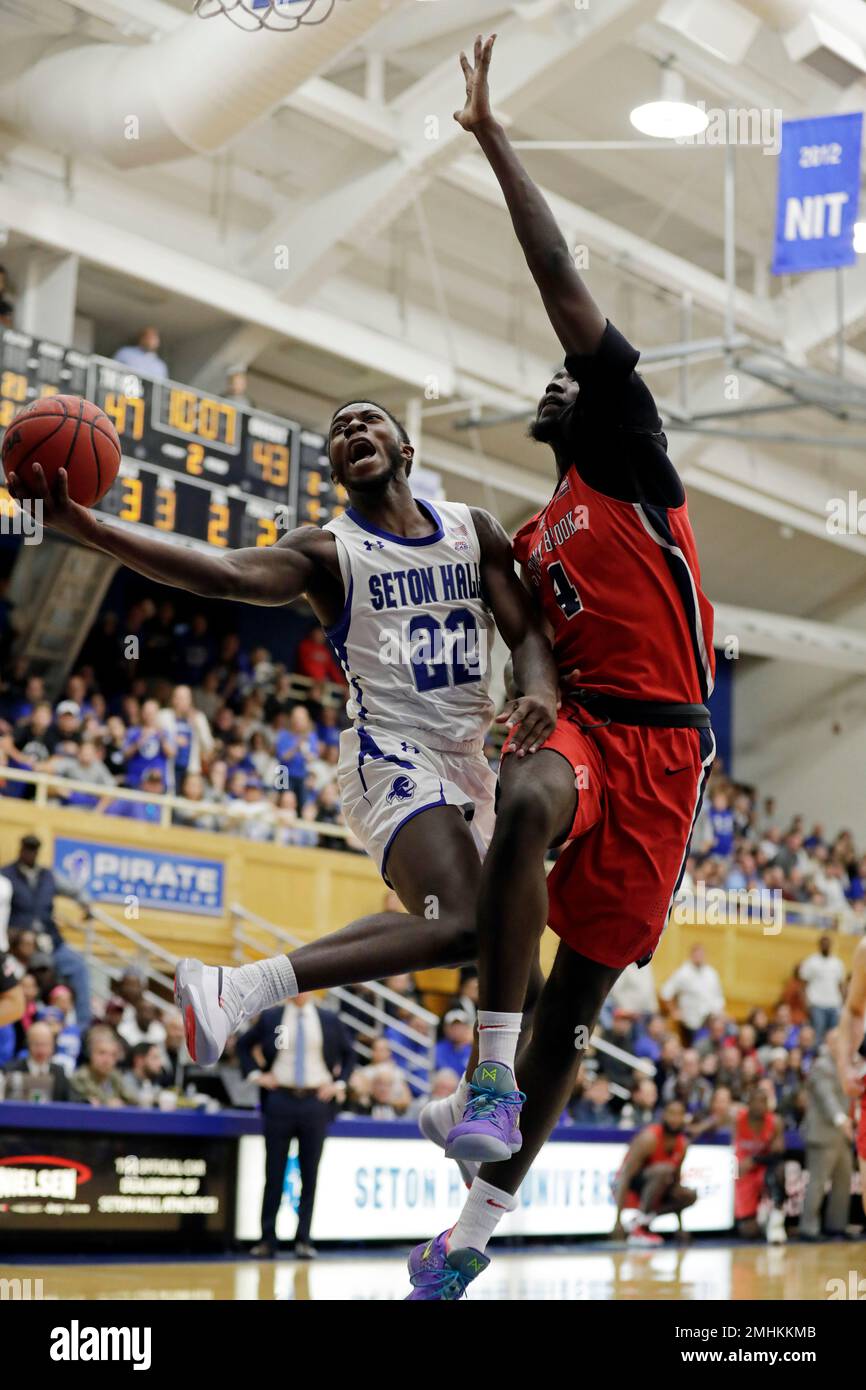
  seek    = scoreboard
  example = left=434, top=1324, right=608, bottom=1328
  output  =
left=0, top=329, right=348, bottom=548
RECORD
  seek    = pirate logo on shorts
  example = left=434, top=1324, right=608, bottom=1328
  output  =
left=386, top=775, right=417, bottom=804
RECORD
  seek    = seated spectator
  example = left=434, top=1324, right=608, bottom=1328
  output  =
left=295, top=626, right=344, bottom=686
left=158, top=684, right=213, bottom=789
left=124, top=1042, right=166, bottom=1105
left=118, top=999, right=167, bottom=1051
left=570, top=1074, right=616, bottom=1127
left=49, top=739, right=115, bottom=809
left=618, top=1077, right=659, bottom=1130
left=5, top=1019, right=71, bottom=1101
left=435, top=1011, right=473, bottom=1077
left=350, top=1056, right=411, bottom=1117
left=406, top=1066, right=461, bottom=1120
left=661, top=1048, right=712, bottom=1116
left=689, top=1084, right=736, bottom=1138
left=114, top=326, right=168, bottom=379
left=158, top=1009, right=190, bottom=1089
left=108, top=766, right=165, bottom=820
left=224, top=369, right=253, bottom=408
left=37, top=986, right=82, bottom=1070
left=71, top=1027, right=138, bottom=1107
left=633, top=1014, right=668, bottom=1064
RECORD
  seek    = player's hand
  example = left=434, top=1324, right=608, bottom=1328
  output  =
left=255, top=1071, right=279, bottom=1090
left=5, top=463, right=92, bottom=539
left=455, top=33, right=497, bottom=131
left=497, top=691, right=557, bottom=756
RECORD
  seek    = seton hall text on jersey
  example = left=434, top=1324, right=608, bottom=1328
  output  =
left=367, top=561, right=484, bottom=611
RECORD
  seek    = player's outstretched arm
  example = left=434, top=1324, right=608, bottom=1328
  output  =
left=838, top=938, right=866, bottom=1097
left=6, top=461, right=330, bottom=607
left=455, top=34, right=606, bottom=356
left=473, top=507, right=558, bottom=755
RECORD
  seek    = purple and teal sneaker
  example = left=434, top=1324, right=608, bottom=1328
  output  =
left=444, top=1061, right=525, bottom=1162
left=405, top=1230, right=489, bottom=1300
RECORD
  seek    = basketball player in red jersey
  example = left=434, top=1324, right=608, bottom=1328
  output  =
left=612, top=1100, right=696, bottom=1247
left=408, top=36, right=716, bottom=1298
left=733, top=1087, right=787, bottom=1243
left=838, top=937, right=866, bottom=1217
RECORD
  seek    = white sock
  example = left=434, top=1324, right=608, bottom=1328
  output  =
left=223, top=954, right=298, bottom=1017
left=477, top=1010, right=522, bottom=1070
left=449, top=1178, right=518, bottom=1254
left=448, top=1074, right=470, bottom=1120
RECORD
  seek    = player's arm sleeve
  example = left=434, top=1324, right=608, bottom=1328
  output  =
left=564, top=322, right=685, bottom=508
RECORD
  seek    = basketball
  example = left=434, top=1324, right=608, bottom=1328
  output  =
left=0, top=394, right=121, bottom=507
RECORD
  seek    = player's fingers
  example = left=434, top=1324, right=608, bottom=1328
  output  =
left=55, top=467, right=70, bottom=505
left=482, top=33, right=496, bottom=66
left=494, top=701, right=517, bottom=725
left=459, top=51, right=471, bottom=80
left=5, top=471, right=20, bottom=500
left=474, top=34, right=482, bottom=63
left=29, top=462, right=50, bottom=500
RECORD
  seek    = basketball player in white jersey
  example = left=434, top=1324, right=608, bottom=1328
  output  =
left=8, top=401, right=557, bottom=1157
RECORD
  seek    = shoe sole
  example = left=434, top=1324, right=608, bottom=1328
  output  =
left=445, top=1131, right=522, bottom=1162
left=174, top=958, right=222, bottom=1067
left=418, top=1107, right=479, bottom=1188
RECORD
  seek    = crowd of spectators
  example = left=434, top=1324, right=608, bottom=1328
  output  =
left=0, top=600, right=366, bottom=852
left=680, top=778, right=866, bottom=935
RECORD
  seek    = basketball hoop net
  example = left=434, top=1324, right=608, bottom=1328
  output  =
left=193, top=0, right=349, bottom=32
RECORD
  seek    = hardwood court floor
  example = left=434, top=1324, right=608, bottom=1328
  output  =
left=3, top=1239, right=864, bottom=1300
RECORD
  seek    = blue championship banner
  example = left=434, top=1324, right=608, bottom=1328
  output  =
left=772, top=112, right=863, bottom=274
left=54, top=838, right=224, bottom=915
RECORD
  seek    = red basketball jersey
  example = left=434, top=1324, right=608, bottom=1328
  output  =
left=513, top=470, right=715, bottom=705
left=643, top=1122, right=687, bottom=1171
left=734, top=1108, right=776, bottom=1163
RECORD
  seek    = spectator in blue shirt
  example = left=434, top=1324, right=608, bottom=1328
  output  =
left=709, top=790, right=735, bottom=857
left=275, top=706, right=320, bottom=801
left=124, top=699, right=173, bottom=788
left=108, top=767, right=164, bottom=821
left=114, top=326, right=168, bottom=379
left=434, top=1010, right=473, bottom=1077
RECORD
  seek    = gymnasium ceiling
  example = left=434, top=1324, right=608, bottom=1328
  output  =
left=0, top=0, right=866, bottom=682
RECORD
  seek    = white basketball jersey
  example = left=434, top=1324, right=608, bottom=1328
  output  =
left=323, top=500, right=495, bottom=752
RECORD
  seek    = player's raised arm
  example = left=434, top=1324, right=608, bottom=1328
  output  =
left=6, top=461, right=334, bottom=608
left=472, top=507, right=558, bottom=755
left=456, top=34, right=606, bottom=356
left=838, top=939, right=866, bottom=1097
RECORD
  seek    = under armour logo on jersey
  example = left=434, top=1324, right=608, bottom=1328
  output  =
left=400, top=741, right=420, bottom=755
left=363, top=539, right=386, bottom=551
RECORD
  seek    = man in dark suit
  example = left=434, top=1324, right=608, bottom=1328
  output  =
left=800, top=1029, right=854, bottom=1240
left=5, top=1019, right=71, bottom=1101
left=238, top=992, right=354, bottom=1259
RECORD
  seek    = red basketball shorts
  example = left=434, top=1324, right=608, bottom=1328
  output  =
left=504, top=707, right=715, bottom=971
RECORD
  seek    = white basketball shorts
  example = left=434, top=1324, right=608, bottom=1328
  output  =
left=337, top=724, right=497, bottom=886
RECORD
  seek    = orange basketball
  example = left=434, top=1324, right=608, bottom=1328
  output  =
left=0, top=394, right=121, bottom=507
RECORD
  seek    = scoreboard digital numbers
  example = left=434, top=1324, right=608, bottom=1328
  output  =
left=0, top=329, right=348, bottom=549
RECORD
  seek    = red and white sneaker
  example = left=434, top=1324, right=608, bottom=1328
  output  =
left=627, top=1224, right=663, bottom=1247
left=174, top=958, right=241, bottom=1066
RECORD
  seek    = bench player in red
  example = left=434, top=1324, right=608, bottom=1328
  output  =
left=407, top=35, right=716, bottom=1299
left=611, top=1100, right=697, bottom=1247
left=838, top=937, right=866, bottom=1219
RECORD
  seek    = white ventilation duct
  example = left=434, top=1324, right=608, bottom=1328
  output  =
left=738, top=0, right=866, bottom=56
left=0, top=0, right=396, bottom=168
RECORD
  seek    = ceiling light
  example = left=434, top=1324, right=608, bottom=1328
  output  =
left=630, top=66, right=709, bottom=140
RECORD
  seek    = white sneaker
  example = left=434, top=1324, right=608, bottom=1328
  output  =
left=766, top=1208, right=787, bottom=1245
left=419, top=1093, right=479, bottom=1188
left=175, top=958, right=240, bottom=1067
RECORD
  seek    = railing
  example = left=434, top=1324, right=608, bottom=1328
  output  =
left=0, top=764, right=355, bottom=843
left=61, top=901, right=178, bottom=1014
left=230, top=902, right=439, bottom=1090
